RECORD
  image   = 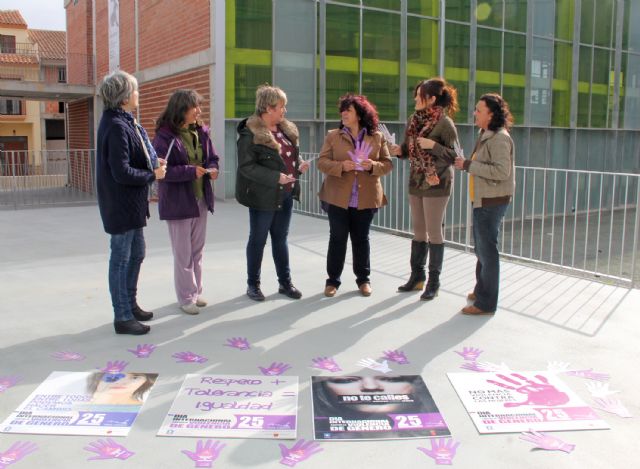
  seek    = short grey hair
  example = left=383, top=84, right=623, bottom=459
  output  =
left=98, top=70, right=138, bottom=110
left=255, top=84, right=287, bottom=115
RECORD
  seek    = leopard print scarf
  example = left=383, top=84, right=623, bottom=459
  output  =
left=406, top=106, right=444, bottom=188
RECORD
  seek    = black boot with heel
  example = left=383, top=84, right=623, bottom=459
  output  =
left=420, top=243, right=444, bottom=301
left=398, top=240, right=428, bottom=292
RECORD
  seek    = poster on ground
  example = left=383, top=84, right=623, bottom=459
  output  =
left=157, top=374, right=298, bottom=439
left=311, top=375, right=450, bottom=440
left=0, top=371, right=157, bottom=436
left=447, top=371, right=610, bottom=433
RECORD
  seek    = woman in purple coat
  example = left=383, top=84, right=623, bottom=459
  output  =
left=152, top=90, right=220, bottom=315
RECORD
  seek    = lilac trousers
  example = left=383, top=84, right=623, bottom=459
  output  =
left=167, top=198, right=208, bottom=306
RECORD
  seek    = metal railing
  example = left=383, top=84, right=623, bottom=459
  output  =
left=0, top=42, right=37, bottom=55
left=0, top=150, right=96, bottom=209
left=296, top=153, right=640, bottom=287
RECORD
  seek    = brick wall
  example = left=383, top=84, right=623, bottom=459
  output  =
left=95, top=0, right=109, bottom=80
left=137, top=0, right=210, bottom=70
left=138, top=67, right=211, bottom=139
left=65, top=0, right=93, bottom=84
left=67, top=99, right=93, bottom=192
left=119, top=0, right=135, bottom=72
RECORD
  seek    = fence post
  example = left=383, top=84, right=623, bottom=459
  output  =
left=630, top=179, right=640, bottom=288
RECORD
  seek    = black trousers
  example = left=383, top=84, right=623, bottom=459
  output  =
left=326, top=204, right=376, bottom=288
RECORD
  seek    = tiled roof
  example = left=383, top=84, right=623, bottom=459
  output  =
left=0, top=10, right=27, bottom=27
left=28, top=30, right=66, bottom=60
left=0, top=53, right=38, bottom=65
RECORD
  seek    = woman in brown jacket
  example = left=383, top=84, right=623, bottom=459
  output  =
left=318, top=94, right=393, bottom=297
left=389, top=78, right=460, bottom=301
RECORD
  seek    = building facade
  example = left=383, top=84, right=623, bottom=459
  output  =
left=67, top=0, right=640, bottom=199
left=0, top=10, right=66, bottom=166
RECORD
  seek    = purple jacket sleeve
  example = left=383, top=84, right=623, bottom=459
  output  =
left=152, top=132, right=196, bottom=183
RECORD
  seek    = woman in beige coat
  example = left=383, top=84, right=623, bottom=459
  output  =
left=454, top=93, right=515, bottom=315
left=318, top=94, right=393, bottom=297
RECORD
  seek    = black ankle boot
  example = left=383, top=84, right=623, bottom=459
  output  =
left=398, top=240, right=428, bottom=292
left=278, top=282, right=302, bottom=299
left=132, top=304, right=153, bottom=321
left=420, top=243, right=444, bottom=301
left=420, top=273, right=440, bottom=300
left=247, top=284, right=265, bottom=301
left=114, top=319, right=150, bottom=335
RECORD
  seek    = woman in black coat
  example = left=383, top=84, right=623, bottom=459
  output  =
left=96, top=70, right=166, bottom=335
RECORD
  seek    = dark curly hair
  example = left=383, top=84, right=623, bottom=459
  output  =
left=479, top=93, right=513, bottom=131
left=338, top=94, right=379, bottom=136
left=156, top=89, right=204, bottom=134
left=414, top=77, right=459, bottom=118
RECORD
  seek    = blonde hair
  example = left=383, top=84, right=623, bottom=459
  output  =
left=255, top=84, right=287, bottom=115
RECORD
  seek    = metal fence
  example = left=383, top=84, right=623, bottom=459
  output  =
left=296, top=153, right=640, bottom=287
left=0, top=150, right=96, bottom=209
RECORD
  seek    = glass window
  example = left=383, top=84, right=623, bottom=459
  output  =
left=532, top=0, right=554, bottom=37
left=621, top=53, right=640, bottom=129
left=326, top=5, right=360, bottom=117
left=444, top=22, right=470, bottom=120
left=590, top=48, right=612, bottom=128
left=577, top=46, right=592, bottom=127
left=274, top=0, right=316, bottom=120
left=226, top=0, right=273, bottom=118
left=503, top=32, right=526, bottom=75
left=407, top=0, right=439, bottom=17
left=362, top=10, right=400, bottom=120
left=552, top=42, right=572, bottom=127
left=363, top=0, right=401, bottom=10
left=502, top=85, right=524, bottom=125
left=476, top=28, right=502, bottom=93
left=580, top=0, right=594, bottom=44
left=555, top=0, right=574, bottom=41
left=446, top=0, right=470, bottom=22
left=232, top=64, right=272, bottom=117
left=594, top=0, right=615, bottom=48
left=504, top=0, right=527, bottom=32
left=407, top=16, right=439, bottom=117
left=623, top=0, right=640, bottom=51
left=235, top=0, right=272, bottom=50
left=476, top=0, right=503, bottom=28
left=530, top=38, right=553, bottom=125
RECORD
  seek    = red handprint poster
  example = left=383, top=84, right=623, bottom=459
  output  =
left=447, top=371, right=609, bottom=433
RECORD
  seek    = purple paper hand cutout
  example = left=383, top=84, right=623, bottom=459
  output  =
left=259, top=362, right=291, bottom=376
left=128, top=344, right=157, bottom=358
left=84, top=438, right=134, bottom=461
left=311, top=357, right=342, bottom=373
left=347, top=140, right=373, bottom=171
left=519, top=430, right=575, bottom=453
left=417, top=438, right=461, bottom=465
left=173, top=351, right=208, bottom=363
left=224, top=337, right=250, bottom=351
left=51, top=351, right=85, bottom=361
left=382, top=350, right=409, bottom=365
left=487, top=373, right=570, bottom=407
left=181, top=440, right=226, bottom=468
left=455, top=347, right=483, bottom=361
left=278, top=439, right=323, bottom=467
left=0, top=376, right=20, bottom=394
left=592, top=397, right=633, bottom=418
left=564, top=368, right=610, bottom=382
left=0, top=441, right=37, bottom=467
left=99, top=360, right=128, bottom=373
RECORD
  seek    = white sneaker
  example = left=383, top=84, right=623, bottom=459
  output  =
left=195, top=297, right=208, bottom=307
left=180, top=303, right=200, bottom=315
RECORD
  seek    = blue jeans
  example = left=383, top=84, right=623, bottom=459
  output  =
left=472, top=204, right=508, bottom=312
left=326, top=204, right=376, bottom=288
left=247, top=192, right=293, bottom=286
left=108, top=228, right=145, bottom=322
